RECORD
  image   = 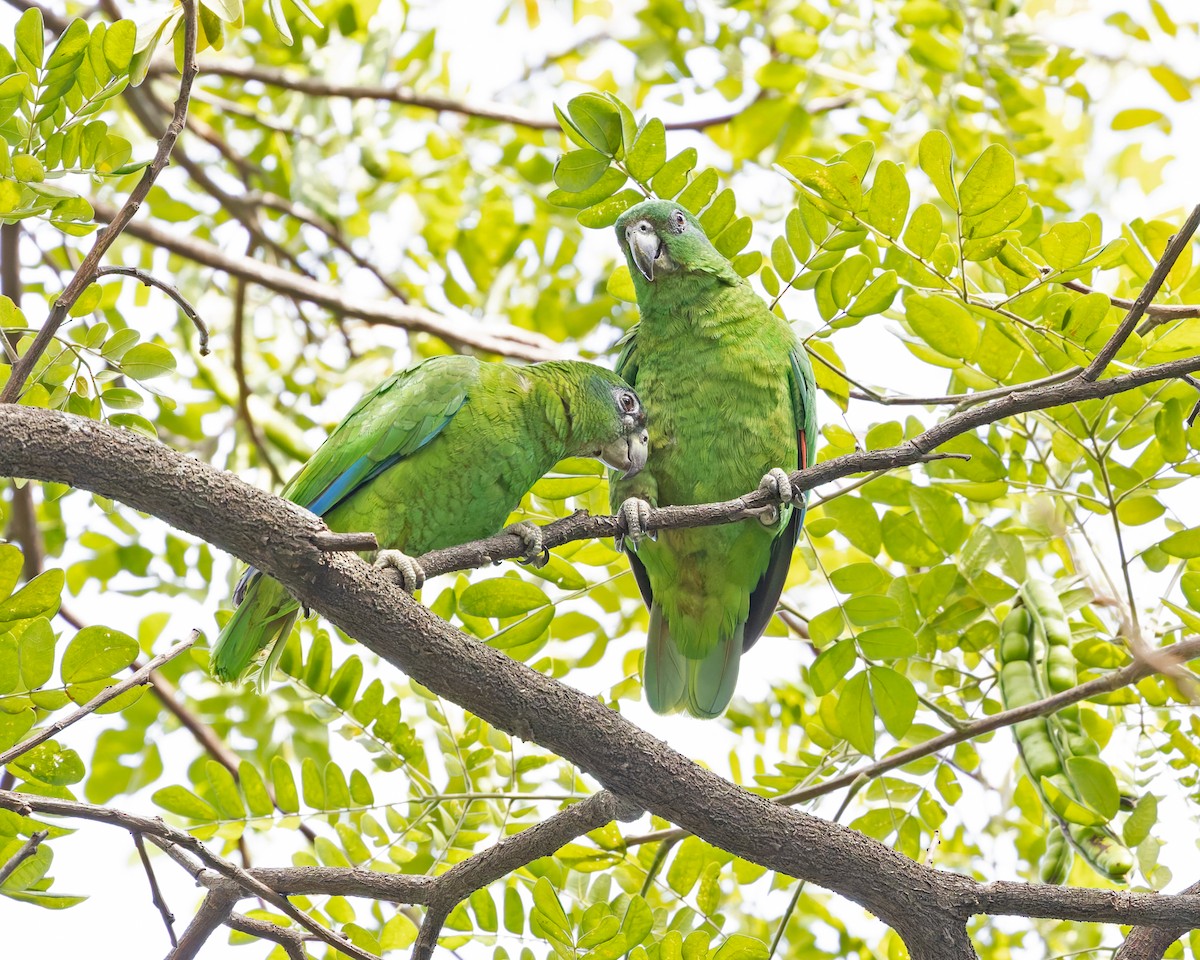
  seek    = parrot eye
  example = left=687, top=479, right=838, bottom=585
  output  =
left=669, top=210, right=686, bottom=234
left=619, top=391, right=638, bottom=413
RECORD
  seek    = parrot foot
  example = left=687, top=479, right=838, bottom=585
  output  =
left=375, top=550, right=426, bottom=594
left=749, top=468, right=796, bottom=527
left=507, top=521, right=549, bottom=568
left=616, top=497, right=654, bottom=551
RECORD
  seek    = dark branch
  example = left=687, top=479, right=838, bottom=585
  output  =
left=226, top=912, right=308, bottom=960
left=6, top=407, right=1200, bottom=956
left=0, top=828, right=48, bottom=886
left=94, top=267, right=209, bottom=355
left=88, top=200, right=561, bottom=362
left=312, top=531, right=379, bottom=553
left=134, top=832, right=177, bottom=947
left=149, top=59, right=851, bottom=132
left=0, top=633, right=196, bottom=767
left=412, top=791, right=641, bottom=960
left=167, top=887, right=238, bottom=960
left=1114, top=879, right=1200, bottom=960
left=1079, top=204, right=1200, bottom=382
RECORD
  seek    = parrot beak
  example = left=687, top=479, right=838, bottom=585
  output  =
left=626, top=220, right=662, bottom=281
left=603, top=428, right=649, bottom=478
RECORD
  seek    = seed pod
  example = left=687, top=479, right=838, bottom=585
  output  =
left=1039, top=822, right=1073, bottom=884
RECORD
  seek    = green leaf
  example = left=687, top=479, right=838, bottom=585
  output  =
left=1042, top=222, right=1091, bottom=270
left=836, top=671, right=876, bottom=755
left=553, top=149, right=611, bottom=193
left=567, top=93, right=623, bottom=155
left=11, top=154, right=43, bottom=183
left=206, top=759, right=246, bottom=819
left=60, top=625, right=138, bottom=683
left=459, top=578, right=550, bottom=618
left=12, top=740, right=85, bottom=786
left=666, top=836, right=703, bottom=895
left=46, top=18, right=89, bottom=72
left=238, top=761, right=273, bottom=818
left=869, top=666, right=916, bottom=739
left=905, top=293, right=980, bottom=360
left=626, top=118, right=666, bottom=182
left=119, top=342, right=175, bottom=380
left=17, top=618, right=55, bottom=689
left=487, top=605, right=554, bottom=651
left=1160, top=528, right=1200, bottom=559
left=857, top=627, right=917, bottom=660
left=0, top=708, right=35, bottom=751
left=0, top=569, right=63, bottom=623
left=270, top=757, right=299, bottom=813
left=650, top=148, right=697, bottom=199
left=1123, top=793, right=1157, bottom=847
left=532, top=876, right=572, bottom=940
left=711, top=935, right=769, bottom=960
left=779, top=156, right=863, bottom=212
left=1064, top=756, right=1119, bottom=821
left=809, top=638, right=854, bottom=696
left=103, top=19, right=136, bottom=73
left=848, top=270, right=898, bottom=317
left=15, top=8, right=44, bottom=77
left=865, top=160, right=910, bottom=238
left=958, top=145, right=1015, bottom=216
left=153, top=784, right=218, bottom=820
left=1040, top=776, right=1106, bottom=826
left=917, top=130, right=957, bottom=208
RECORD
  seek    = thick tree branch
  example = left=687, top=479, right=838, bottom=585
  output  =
left=5, top=408, right=1200, bottom=956
left=1114, top=879, right=1200, bottom=960
left=0, top=634, right=196, bottom=768
left=624, top=635, right=1200, bottom=846
left=0, top=790, right=378, bottom=960
left=411, top=790, right=641, bottom=960
left=0, top=0, right=199, bottom=403
left=167, top=887, right=238, bottom=960
left=88, top=201, right=560, bottom=362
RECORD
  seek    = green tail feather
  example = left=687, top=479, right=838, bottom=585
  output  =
left=210, top=573, right=300, bottom=684
left=644, top=604, right=687, bottom=714
left=685, top=625, right=744, bottom=720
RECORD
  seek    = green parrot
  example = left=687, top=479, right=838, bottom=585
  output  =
left=211, top=356, right=648, bottom=683
left=610, top=199, right=817, bottom=719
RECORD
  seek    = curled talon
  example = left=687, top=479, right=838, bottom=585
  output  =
left=759, top=467, right=796, bottom=504
left=507, top=521, right=549, bottom=568
left=750, top=468, right=796, bottom=527
left=617, top=497, right=654, bottom=550
left=375, top=549, right=426, bottom=594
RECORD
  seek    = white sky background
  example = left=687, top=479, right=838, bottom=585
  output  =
left=3, top=0, right=1200, bottom=958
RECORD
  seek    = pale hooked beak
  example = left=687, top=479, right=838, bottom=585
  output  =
left=603, top=429, right=649, bottom=478
left=626, top=219, right=662, bottom=281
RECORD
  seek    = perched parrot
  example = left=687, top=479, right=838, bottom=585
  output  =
left=610, top=199, right=817, bottom=718
left=211, top=356, right=649, bottom=683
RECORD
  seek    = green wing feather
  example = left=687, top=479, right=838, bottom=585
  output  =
left=741, top=345, right=816, bottom=650
left=211, top=356, right=476, bottom=683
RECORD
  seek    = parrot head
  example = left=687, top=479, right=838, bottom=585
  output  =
left=597, top=375, right=649, bottom=478
left=615, top=199, right=740, bottom=290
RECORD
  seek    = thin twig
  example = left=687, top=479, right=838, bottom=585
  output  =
left=134, top=831, right=177, bottom=947
left=231, top=238, right=284, bottom=486
left=622, top=636, right=1200, bottom=847
left=0, top=634, right=197, bottom=767
left=149, top=59, right=852, bottom=132
left=0, top=828, right=48, bottom=886
left=0, top=0, right=200, bottom=403
left=95, top=267, right=209, bottom=355
left=848, top=367, right=1082, bottom=409
left=0, top=790, right=379, bottom=960
left=1080, top=204, right=1200, bottom=382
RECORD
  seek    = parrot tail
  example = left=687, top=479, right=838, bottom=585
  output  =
left=644, top=604, right=687, bottom=714
left=686, top=625, right=744, bottom=719
left=210, top=573, right=300, bottom=685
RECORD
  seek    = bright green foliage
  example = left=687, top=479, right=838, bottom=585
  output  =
left=4, top=1, right=1200, bottom=958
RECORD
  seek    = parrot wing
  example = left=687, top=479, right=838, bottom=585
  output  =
left=283, top=357, right=472, bottom=517
left=742, top=346, right=815, bottom=651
